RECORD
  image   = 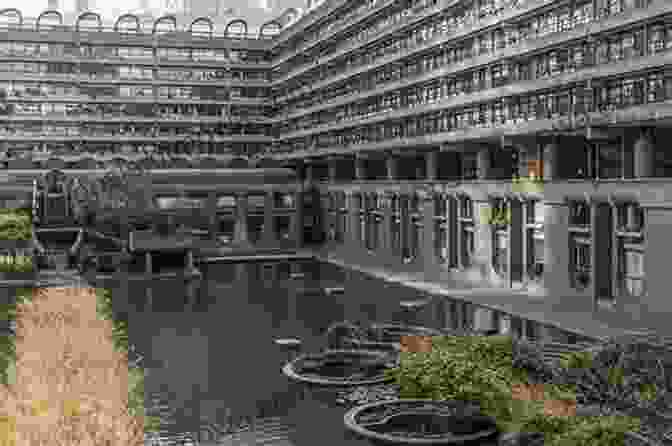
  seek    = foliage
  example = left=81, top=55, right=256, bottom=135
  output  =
left=0, top=288, right=33, bottom=386
left=0, top=256, right=34, bottom=273
left=0, top=210, right=31, bottom=241
left=556, top=336, right=672, bottom=414
left=386, top=334, right=644, bottom=446
left=95, top=288, right=161, bottom=432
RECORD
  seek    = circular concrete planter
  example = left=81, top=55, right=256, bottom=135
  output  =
left=282, top=349, right=397, bottom=387
left=343, top=399, right=499, bottom=445
left=329, top=322, right=445, bottom=352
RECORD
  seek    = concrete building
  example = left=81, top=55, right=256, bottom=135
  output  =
left=0, top=0, right=671, bottom=340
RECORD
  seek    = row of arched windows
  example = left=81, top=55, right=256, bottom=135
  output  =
left=0, top=8, right=283, bottom=38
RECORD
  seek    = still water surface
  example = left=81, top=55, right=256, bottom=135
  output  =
left=106, top=260, right=453, bottom=445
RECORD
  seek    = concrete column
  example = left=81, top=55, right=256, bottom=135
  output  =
left=633, top=130, right=655, bottom=178
left=347, top=193, right=360, bottom=247
left=386, top=155, right=398, bottom=180
left=291, top=190, right=303, bottom=248
left=447, top=195, right=458, bottom=268
left=234, top=192, right=249, bottom=244
left=355, top=157, right=366, bottom=181
left=208, top=191, right=218, bottom=241
left=508, top=198, right=523, bottom=286
left=328, top=158, right=338, bottom=183
left=498, top=313, right=512, bottom=335
left=473, top=200, right=492, bottom=279
left=473, top=307, right=496, bottom=332
left=543, top=140, right=561, bottom=180
left=382, top=193, right=394, bottom=257
left=426, top=150, right=438, bottom=181
left=542, top=202, right=572, bottom=302
left=262, top=191, right=275, bottom=246
left=304, top=163, right=314, bottom=183
left=423, top=194, right=437, bottom=272
left=185, top=249, right=194, bottom=271
left=477, top=146, right=491, bottom=180
left=145, top=252, right=152, bottom=275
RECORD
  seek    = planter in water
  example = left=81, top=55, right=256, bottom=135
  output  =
left=328, top=322, right=445, bottom=352
left=343, top=399, right=499, bottom=445
left=283, top=349, right=397, bottom=386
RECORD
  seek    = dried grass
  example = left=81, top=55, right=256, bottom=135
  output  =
left=0, top=286, right=145, bottom=446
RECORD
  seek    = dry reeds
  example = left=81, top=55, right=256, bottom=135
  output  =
left=0, top=286, right=145, bottom=446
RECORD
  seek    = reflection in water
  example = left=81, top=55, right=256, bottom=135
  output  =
left=104, top=261, right=451, bottom=445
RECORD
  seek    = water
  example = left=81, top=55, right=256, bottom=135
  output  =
left=103, top=260, right=456, bottom=445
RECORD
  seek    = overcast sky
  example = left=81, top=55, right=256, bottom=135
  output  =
left=0, top=0, right=305, bottom=26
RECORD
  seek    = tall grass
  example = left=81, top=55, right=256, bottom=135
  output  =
left=0, top=286, right=154, bottom=445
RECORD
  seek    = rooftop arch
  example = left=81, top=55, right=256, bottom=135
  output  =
left=152, top=14, right=177, bottom=35
left=258, top=20, right=281, bottom=38
left=114, top=13, right=140, bottom=33
left=75, top=11, right=102, bottom=32
left=224, top=18, right=247, bottom=38
left=189, top=16, right=213, bottom=37
left=0, top=8, right=22, bottom=27
left=36, top=9, right=62, bottom=31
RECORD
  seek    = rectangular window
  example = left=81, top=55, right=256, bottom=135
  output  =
left=493, top=230, right=508, bottom=276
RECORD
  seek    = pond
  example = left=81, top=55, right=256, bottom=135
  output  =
left=103, top=260, right=457, bottom=446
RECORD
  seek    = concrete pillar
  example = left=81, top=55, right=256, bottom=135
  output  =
left=386, top=155, right=398, bottom=180
left=305, top=163, right=314, bottom=183
left=498, top=313, right=512, bottom=335
left=473, top=200, right=492, bottom=279
left=291, top=190, right=303, bottom=248
left=477, top=146, right=491, bottom=180
left=328, top=158, right=338, bottom=183
left=633, top=130, right=655, bottom=178
left=426, top=150, right=438, bottom=181
left=262, top=191, right=275, bottom=245
left=234, top=192, right=249, bottom=244
left=208, top=191, right=218, bottom=241
left=541, top=202, right=572, bottom=301
left=145, top=252, right=152, bottom=275
left=355, top=157, right=366, bottom=181
left=543, top=140, right=561, bottom=180
left=423, top=194, right=436, bottom=272
left=185, top=249, right=194, bottom=271
left=382, top=193, right=394, bottom=257
left=347, top=193, right=360, bottom=247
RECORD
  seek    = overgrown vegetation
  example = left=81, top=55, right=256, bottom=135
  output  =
left=95, top=288, right=161, bottom=433
left=0, top=256, right=34, bottom=274
left=0, top=210, right=31, bottom=242
left=385, top=334, right=645, bottom=446
left=0, top=286, right=156, bottom=445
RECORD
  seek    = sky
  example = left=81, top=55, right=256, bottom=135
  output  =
left=0, top=0, right=305, bottom=26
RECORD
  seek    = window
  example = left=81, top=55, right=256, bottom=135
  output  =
left=459, top=196, right=474, bottom=268
left=571, top=238, right=592, bottom=289
left=525, top=201, right=545, bottom=281
left=616, top=203, right=645, bottom=297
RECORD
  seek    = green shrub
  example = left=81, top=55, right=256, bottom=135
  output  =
left=0, top=255, right=34, bottom=273
left=0, top=210, right=32, bottom=241
left=386, top=334, right=643, bottom=445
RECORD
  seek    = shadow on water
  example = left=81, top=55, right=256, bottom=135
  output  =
left=101, top=260, right=448, bottom=445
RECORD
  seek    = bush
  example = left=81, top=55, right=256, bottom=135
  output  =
left=0, top=210, right=31, bottom=241
left=0, top=255, right=34, bottom=273
left=385, top=334, right=643, bottom=446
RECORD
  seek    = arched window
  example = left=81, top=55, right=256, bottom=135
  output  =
left=114, top=13, right=140, bottom=33
left=258, top=20, right=281, bottom=38
left=36, top=9, right=62, bottom=31
left=152, top=15, right=177, bottom=35
left=75, top=11, right=102, bottom=32
left=281, top=8, right=300, bottom=25
left=0, top=8, right=22, bottom=28
left=225, top=19, right=247, bottom=38
left=189, top=17, right=213, bottom=38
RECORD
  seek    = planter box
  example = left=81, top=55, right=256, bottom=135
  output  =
left=0, top=240, right=34, bottom=251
